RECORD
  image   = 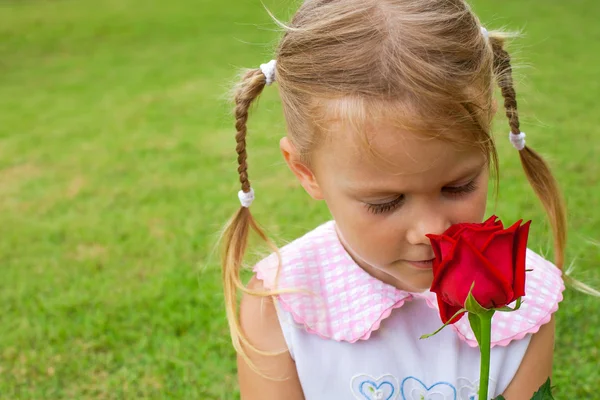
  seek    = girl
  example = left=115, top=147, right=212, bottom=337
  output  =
left=222, top=1, right=566, bottom=399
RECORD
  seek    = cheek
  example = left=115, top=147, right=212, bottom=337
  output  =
left=455, top=182, right=489, bottom=222
left=334, top=210, right=404, bottom=265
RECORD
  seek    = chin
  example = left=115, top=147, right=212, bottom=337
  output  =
left=388, top=273, right=433, bottom=292
left=412, top=276, right=434, bottom=291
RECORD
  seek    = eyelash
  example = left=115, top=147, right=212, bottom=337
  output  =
left=365, top=180, right=479, bottom=215
left=366, top=195, right=406, bottom=215
left=443, top=180, right=478, bottom=196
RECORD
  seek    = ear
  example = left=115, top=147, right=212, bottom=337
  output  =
left=280, top=137, right=324, bottom=200
left=491, top=98, right=499, bottom=115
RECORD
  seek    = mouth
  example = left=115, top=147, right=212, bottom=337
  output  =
left=405, top=258, right=435, bottom=269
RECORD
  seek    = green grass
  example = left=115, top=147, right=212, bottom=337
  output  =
left=1, top=0, right=599, bottom=398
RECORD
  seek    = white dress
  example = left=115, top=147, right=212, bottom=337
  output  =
left=254, top=221, right=565, bottom=400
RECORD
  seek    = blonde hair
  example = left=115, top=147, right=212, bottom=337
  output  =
left=221, top=0, right=567, bottom=370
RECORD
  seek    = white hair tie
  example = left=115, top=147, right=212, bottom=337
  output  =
left=481, top=27, right=489, bottom=40
left=260, top=60, right=277, bottom=86
left=238, top=188, right=255, bottom=208
left=509, top=131, right=526, bottom=151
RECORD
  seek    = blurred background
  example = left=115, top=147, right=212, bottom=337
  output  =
left=1, top=0, right=599, bottom=398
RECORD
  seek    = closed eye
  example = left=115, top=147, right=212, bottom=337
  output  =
left=364, top=180, right=478, bottom=215
left=442, top=180, right=478, bottom=196
left=365, top=179, right=478, bottom=214
left=365, top=195, right=405, bottom=215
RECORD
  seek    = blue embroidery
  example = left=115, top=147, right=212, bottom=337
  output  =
left=400, top=376, right=457, bottom=400
left=359, top=379, right=395, bottom=400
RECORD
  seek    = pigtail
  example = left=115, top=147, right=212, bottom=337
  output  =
left=489, top=36, right=567, bottom=270
left=221, top=68, right=280, bottom=365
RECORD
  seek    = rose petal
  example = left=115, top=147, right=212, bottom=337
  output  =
left=484, top=215, right=503, bottom=228
left=427, top=234, right=443, bottom=262
left=512, top=220, right=531, bottom=298
left=442, top=216, right=502, bottom=240
left=436, top=293, right=466, bottom=324
left=429, top=236, right=459, bottom=293
left=430, top=258, right=451, bottom=292
left=445, top=222, right=488, bottom=238
left=461, top=224, right=504, bottom=251
left=443, top=223, right=472, bottom=238
left=427, top=234, right=456, bottom=263
left=480, top=221, right=520, bottom=285
left=437, top=237, right=515, bottom=308
left=481, top=219, right=521, bottom=251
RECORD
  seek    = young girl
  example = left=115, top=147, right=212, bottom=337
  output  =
left=222, top=1, right=567, bottom=399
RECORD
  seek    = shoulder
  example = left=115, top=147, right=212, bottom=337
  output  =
left=525, top=248, right=562, bottom=280
left=239, top=277, right=285, bottom=355
left=237, top=276, right=304, bottom=399
left=502, top=314, right=556, bottom=399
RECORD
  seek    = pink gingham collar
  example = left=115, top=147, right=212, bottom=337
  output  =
left=254, top=221, right=564, bottom=347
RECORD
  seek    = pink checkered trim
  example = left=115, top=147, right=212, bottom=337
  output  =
left=253, top=221, right=564, bottom=346
left=452, top=250, right=564, bottom=348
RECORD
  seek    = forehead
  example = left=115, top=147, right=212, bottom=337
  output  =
left=313, top=114, right=486, bottom=191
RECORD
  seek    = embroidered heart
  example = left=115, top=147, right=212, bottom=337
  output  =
left=455, top=377, right=497, bottom=400
left=400, top=376, right=457, bottom=400
left=455, top=377, right=478, bottom=400
left=351, top=374, right=399, bottom=400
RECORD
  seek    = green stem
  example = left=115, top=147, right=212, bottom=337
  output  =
left=478, top=312, right=493, bottom=400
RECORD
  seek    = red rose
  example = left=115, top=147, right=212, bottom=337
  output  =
left=426, top=215, right=531, bottom=324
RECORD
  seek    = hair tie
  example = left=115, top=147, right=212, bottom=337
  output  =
left=238, top=188, right=255, bottom=208
left=480, top=27, right=489, bottom=40
left=260, top=60, right=277, bottom=86
left=509, top=131, right=526, bottom=151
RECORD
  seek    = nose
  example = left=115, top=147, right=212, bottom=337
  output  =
left=406, top=209, right=451, bottom=246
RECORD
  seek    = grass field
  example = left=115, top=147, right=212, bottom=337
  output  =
left=1, top=0, right=599, bottom=398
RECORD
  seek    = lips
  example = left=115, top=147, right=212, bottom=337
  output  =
left=406, top=258, right=435, bottom=269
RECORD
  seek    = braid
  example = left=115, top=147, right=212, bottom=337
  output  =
left=221, top=66, right=285, bottom=376
left=490, top=36, right=567, bottom=270
left=491, top=40, right=520, bottom=135
left=234, top=69, right=268, bottom=192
